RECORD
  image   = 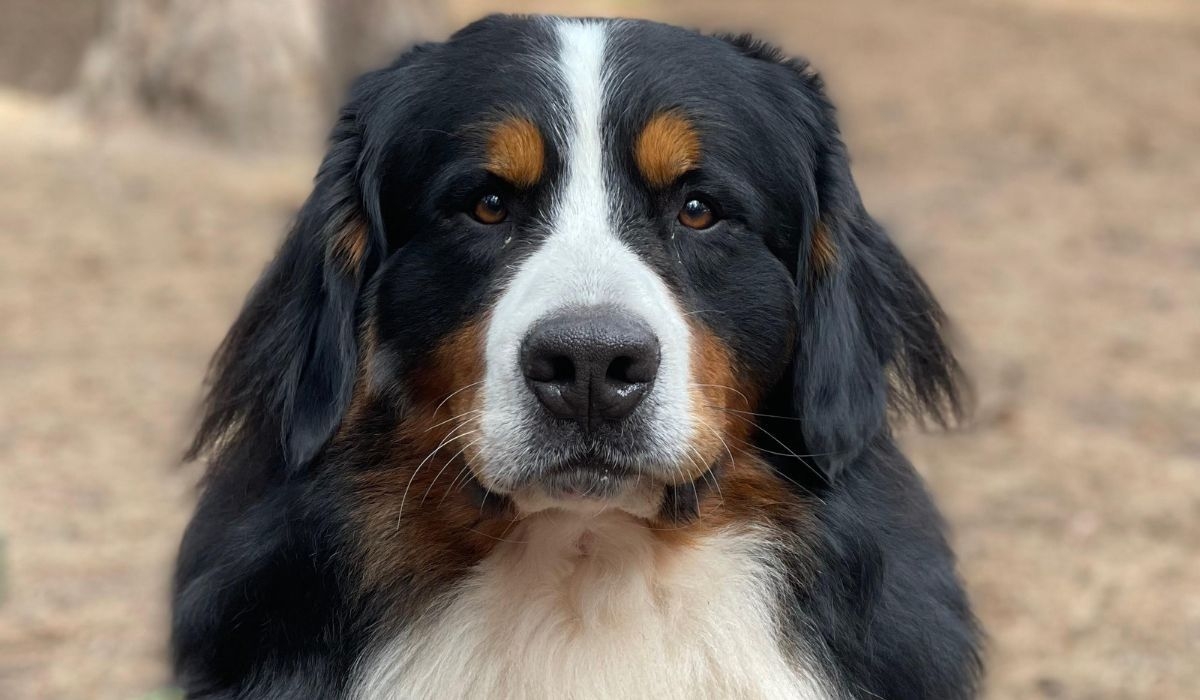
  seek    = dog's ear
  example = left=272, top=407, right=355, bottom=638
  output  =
left=723, top=35, right=967, bottom=481
left=795, top=75, right=966, bottom=482
left=188, top=105, right=381, bottom=474
left=794, top=144, right=967, bottom=481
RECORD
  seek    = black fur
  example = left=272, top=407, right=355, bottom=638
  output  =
left=174, top=15, right=981, bottom=699
left=188, top=114, right=367, bottom=475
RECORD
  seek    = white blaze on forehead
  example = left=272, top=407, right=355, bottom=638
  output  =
left=479, top=20, right=694, bottom=487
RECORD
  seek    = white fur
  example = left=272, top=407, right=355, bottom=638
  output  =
left=352, top=21, right=834, bottom=698
left=479, top=19, right=695, bottom=489
left=352, top=512, right=833, bottom=699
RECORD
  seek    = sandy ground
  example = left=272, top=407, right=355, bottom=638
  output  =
left=1, top=1, right=1198, bottom=698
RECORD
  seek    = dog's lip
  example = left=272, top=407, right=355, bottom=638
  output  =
left=484, top=453, right=721, bottom=504
left=547, top=455, right=635, bottom=476
left=539, top=460, right=637, bottom=500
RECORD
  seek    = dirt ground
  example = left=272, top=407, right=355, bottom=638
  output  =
left=1, top=1, right=1198, bottom=698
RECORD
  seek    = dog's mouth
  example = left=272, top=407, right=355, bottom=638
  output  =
left=467, top=453, right=660, bottom=517
left=538, top=460, right=637, bottom=501
left=481, top=454, right=721, bottom=522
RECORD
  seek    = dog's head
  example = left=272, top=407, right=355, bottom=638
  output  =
left=191, top=16, right=964, bottom=520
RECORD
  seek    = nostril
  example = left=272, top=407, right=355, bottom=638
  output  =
left=549, top=355, right=575, bottom=383
left=606, top=355, right=635, bottom=384
left=523, top=350, right=575, bottom=384
left=521, top=307, right=661, bottom=425
left=605, top=352, right=658, bottom=385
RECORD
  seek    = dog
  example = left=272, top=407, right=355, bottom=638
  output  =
left=172, top=15, right=982, bottom=699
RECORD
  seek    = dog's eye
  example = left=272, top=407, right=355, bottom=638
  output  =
left=472, top=193, right=508, bottom=224
left=678, top=198, right=717, bottom=230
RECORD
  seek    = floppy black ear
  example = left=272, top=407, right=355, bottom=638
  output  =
left=188, top=108, right=381, bottom=474
left=793, top=140, right=966, bottom=480
left=721, top=35, right=967, bottom=481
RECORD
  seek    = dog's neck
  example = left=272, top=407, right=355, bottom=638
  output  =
left=352, top=508, right=834, bottom=699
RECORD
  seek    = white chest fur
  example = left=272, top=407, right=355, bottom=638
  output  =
left=352, top=511, right=832, bottom=699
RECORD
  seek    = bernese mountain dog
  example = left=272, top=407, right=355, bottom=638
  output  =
left=172, top=14, right=982, bottom=700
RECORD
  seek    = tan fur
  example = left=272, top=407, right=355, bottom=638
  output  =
left=681, top=322, right=755, bottom=481
left=353, top=510, right=831, bottom=700
left=350, top=319, right=512, bottom=594
left=348, top=313, right=825, bottom=698
left=635, top=111, right=701, bottom=188
left=331, top=219, right=369, bottom=273
left=810, top=222, right=838, bottom=275
left=485, top=117, right=545, bottom=188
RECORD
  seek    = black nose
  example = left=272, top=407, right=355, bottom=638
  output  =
left=520, top=308, right=661, bottom=429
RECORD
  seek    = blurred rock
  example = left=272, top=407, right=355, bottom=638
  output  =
left=0, top=0, right=102, bottom=94
left=74, top=0, right=448, bottom=149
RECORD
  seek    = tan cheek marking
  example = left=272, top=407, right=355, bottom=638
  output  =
left=653, top=451, right=817, bottom=561
left=650, top=322, right=818, bottom=544
left=679, top=322, right=758, bottom=483
left=810, top=222, right=838, bottom=275
left=707, top=454, right=806, bottom=525
left=635, top=111, right=700, bottom=189
left=485, top=117, right=545, bottom=189
left=351, top=317, right=515, bottom=597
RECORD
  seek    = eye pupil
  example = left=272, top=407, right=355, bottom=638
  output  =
left=473, top=193, right=508, bottom=224
left=678, top=198, right=716, bottom=230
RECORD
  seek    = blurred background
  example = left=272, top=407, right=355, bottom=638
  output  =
left=1, top=0, right=1197, bottom=698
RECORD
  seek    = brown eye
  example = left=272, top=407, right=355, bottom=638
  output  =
left=678, top=198, right=716, bottom=230
left=473, top=193, right=508, bottom=224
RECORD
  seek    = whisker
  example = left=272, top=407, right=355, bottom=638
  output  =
left=420, top=437, right=483, bottom=506
left=715, top=411, right=832, bottom=497
left=694, top=415, right=737, bottom=474
left=430, top=381, right=485, bottom=421
left=704, top=405, right=808, bottom=425
left=691, top=383, right=751, bottom=409
left=687, top=443, right=723, bottom=512
left=646, top=514, right=708, bottom=533
left=729, top=445, right=826, bottom=504
left=705, top=404, right=801, bottom=421
left=422, top=408, right=483, bottom=434
left=478, top=487, right=493, bottom=518
left=666, top=457, right=699, bottom=526
left=397, top=427, right=479, bottom=527
left=707, top=407, right=842, bottom=459
left=588, top=500, right=611, bottom=522
left=439, top=462, right=474, bottom=507
left=720, top=409, right=816, bottom=464
left=465, top=526, right=529, bottom=545
left=746, top=444, right=822, bottom=460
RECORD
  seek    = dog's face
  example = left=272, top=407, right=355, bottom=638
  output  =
left=371, top=20, right=802, bottom=515
left=193, top=16, right=962, bottom=523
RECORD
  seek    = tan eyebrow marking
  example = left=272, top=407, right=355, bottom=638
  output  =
left=634, top=111, right=701, bottom=189
left=485, top=117, right=545, bottom=188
